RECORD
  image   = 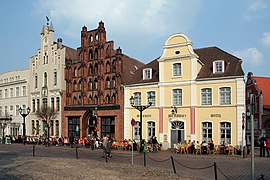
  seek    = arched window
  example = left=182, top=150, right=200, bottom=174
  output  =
left=36, top=120, right=39, bottom=135
left=89, top=49, right=93, bottom=60
left=55, top=120, right=59, bottom=137
left=94, top=63, right=98, bottom=74
left=111, top=93, right=116, bottom=104
left=88, top=95, right=92, bottom=104
left=147, top=121, right=156, bottom=141
left=74, top=67, right=77, bottom=77
left=94, top=48, right=98, bottom=59
left=220, top=122, right=231, bottom=144
left=56, top=97, right=60, bottom=111
left=106, top=77, right=110, bottom=89
left=88, top=78, right=93, bottom=90
left=112, top=60, right=116, bottom=72
left=106, top=94, right=110, bottom=104
left=106, top=61, right=110, bottom=73
left=78, top=95, right=82, bottom=105
left=78, top=80, right=82, bottom=91
left=134, top=121, right=140, bottom=140
left=32, top=99, right=36, bottom=112
left=95, top=33, right=98, bottom=40
left=44, top=72, right=47, bottom=86
left=88, top=64, right=93, bottom=75
left=50, top=120, right=54, bottom=136
left=94, top=95, right=98, bottom=105
left=112, top=76, right=116, bottom=88
left=106, top=46, right=111, bottom=57
left=73, top=80, right=77, bottom=91
left=32, top=120, right=35, bottom=135
left=89, top=35, right=93, bottom=44
left=94, top=78, right=98, bottom=89
left=73, top=96, right=77, bottom=105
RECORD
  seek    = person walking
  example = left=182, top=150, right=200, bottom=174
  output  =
left=152, top=136, right=158, bottom=153
left=266, top=136, right=270, bottom=157
left=101, top=135, right=108, bottom=157
left=259, top=134, right=266, bottom=157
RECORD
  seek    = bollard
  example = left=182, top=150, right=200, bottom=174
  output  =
left=33, top=144, right=35, bottom=157
left=214, top=162, right=217, bottom=180
left=170, top=156, right=176, bottom=174
left=143, top=152, right=146, bottom=166
left=75, top=145, right=78, bottom=159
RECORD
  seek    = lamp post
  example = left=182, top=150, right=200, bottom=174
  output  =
left=19, top=107, right=30, bottom=145
left=129, top=95, right=153, bottom=149
left=0, top=115, right=12, bottom=144
left=241, top=112, right=245, bottom=157
left=247, top=94, right=255, bottom=180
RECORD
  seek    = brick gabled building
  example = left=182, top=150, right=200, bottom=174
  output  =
left=63, top=21, right=144, bottom=140
left=246, top=72, right=270, bottom=144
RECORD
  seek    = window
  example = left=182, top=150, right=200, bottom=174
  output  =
left=43, top=98, right=47, bottom=108
left=68, top=117, right=80, bottom=138
left=147, top=91, right=155, bottom=106
left=172, top=89, right=182, bottom=106
left=88, top=78, right=93, bottom=90
left=220, top=87, right=231, bottom=105
left=134, top=121, right=140, bottom=140
left=5, top=89, right=8, bottom=98
left=173, top=63, right=182, bottom=76
left=16, top=105, right=19, bottom=116
left=202, top=122, right=212, bottom=142
left=16, top=87, right=19, bottom=97
left=106, top=77, right=110, bottom=89
left=51, top=98, right=55, bottom=111
left=35, top=75, right=38, bottom=88
left=112, top=77, right=116, bottom=88
left=32, top=120, right=35, bottom=135
left=50, top=120, right=54, bottom=136
left=133, top=92, right=141, bottom=106
left=147, top=121, right=155, bottom=141
left=213, top=60, right=224, bottom=73
left=32, top=99, right=36, bottom=112
left=10, top=88, right=13, bottom=97
left=0, top=90, right=2, bottom=99
left=0, top=106, right=2, bottom=116
left=143, top=68, right=152, bottom=80
left=94, top=79, right=98, bottom=89
left=220, top=122, right=231, bottom=144
left=55, top=120, right=59, bottom=137
left=22, top=86, right=26, bottom=96
left=36, top=120, right=40, bottom=135
left=44, top=72, right=47, bottom=86
left=201, top=88, right=212, bottom=105
left=56, top=97, right=60, bottom=111
left=37, top=99, right=40, bottom=112
left=54, top=72, right=57, bottom=85
left=101, top=117, right=115, bottom=139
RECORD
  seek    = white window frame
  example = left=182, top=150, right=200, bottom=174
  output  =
left=134, top=121, right=140, bottom=140
left=201, top=88, right=212, bottom=105
left=133, top=92, right=141, bottom=106
left=219, top=87, right=231, bottom=105
left=147, top=121, right=156, bottom=141
left=147, top=91, right=155, bottom=106
left=202, top=122, right=212, bottom=142
left=172, top=89, right=182, bottom=106
left=213, top=60, right=224, bottom=73
left=173, top=63, right=182, bottom=77
left=143, top=68, right=152, bottom=80
left=220, top=122, right=231, bottom=144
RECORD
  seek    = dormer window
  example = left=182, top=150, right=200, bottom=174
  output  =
left=213, top=60, right=225, bottom=73
left=143, top=68, right=152, bottom=80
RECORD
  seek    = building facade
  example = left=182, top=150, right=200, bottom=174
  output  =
left=124, top=34, right=245, bottom=149
left=0, top=69, right=29, bottom=139
left=246, top=72, right=270, bottom=145
left=28, top=21, right=77, bottom=137
left=63, top=21, right=144, bottom=140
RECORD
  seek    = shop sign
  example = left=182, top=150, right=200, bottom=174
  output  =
left=211, top=114, right=221, bottom=118
left=136, top=114, right=151, bottom=118
left=168, top=114, right=186, bottom=118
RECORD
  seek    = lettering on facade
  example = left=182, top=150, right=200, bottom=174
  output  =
left=136, top=114, right=151, bottom=118
left=168, top=114, right=186, bottom=118
left=211, top=114, right=222, bottom=118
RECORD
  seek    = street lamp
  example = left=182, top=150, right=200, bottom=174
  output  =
left=247, top=93, right=255, bottom=180
left=19, top=107, right=30, bottom=145
left=129, top=95, right=153, bottom=148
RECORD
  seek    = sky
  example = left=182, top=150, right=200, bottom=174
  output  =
left=0, top=0, right=269, bottom=77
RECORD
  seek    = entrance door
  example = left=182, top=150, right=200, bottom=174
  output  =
left=170, top=121, right=185, bottom=148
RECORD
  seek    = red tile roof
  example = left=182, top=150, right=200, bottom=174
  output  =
left=253, top=76, right=270, bottom=106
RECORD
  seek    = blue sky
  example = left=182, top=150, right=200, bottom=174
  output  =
left=0, top=0, right=269, bottom=77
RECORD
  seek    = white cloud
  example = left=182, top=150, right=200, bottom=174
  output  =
left=234, top=48, right=263, bottom=66
left=33, top=0, right=202, bottom=60
left=261, top=32, right=270, bottom=46
left=247, top=0, right=268, bottom=11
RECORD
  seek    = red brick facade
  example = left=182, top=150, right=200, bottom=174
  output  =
left=62, top=21, right=144, bottom=140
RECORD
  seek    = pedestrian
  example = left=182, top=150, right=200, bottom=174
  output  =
left=106, top=136, right=112, bottom=158
left=266, top=136, right=270, bottom=157
left=152, top=136, right=158, bottom=153
left=259, top=134, right=266, bottom=157
left=101, top=135, right=108, bottom=157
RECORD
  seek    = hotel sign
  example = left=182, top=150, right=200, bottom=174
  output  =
left=168, top=114, right=186, bottom=118
left=136, top=114, right=151, bottom=118
left=211, top=114, right=221, bottom=118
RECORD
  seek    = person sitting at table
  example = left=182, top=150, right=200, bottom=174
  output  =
left=208, top=140, right=215, bottom=154
left=220, top=141, right=227, bottom=154
left=201, top=140, right=209, bottom=154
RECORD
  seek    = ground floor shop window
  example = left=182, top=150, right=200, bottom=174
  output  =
left=68, top=117, right=80, bottom=138
left=101, top=117, right=115, bottom=139
left=220, top=122, right=231, bottom=144
left=202, top=122, right=212, bottom=142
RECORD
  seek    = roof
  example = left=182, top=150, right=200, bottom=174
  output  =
left=125, top=57, right=159, bottom=85
left=64, top=46, right=77, bottom=61
left=253, top=76, right=270, bottom=106
left=194, top=46, right=244, bottom=79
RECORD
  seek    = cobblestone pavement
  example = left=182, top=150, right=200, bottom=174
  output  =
left=1, top=144, right=270, bottom=180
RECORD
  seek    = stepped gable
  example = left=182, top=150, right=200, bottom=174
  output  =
left=195, top=46, right=244, bottom=79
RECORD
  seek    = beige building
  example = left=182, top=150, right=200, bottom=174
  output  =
left=0, top=69, right=29, bottom=140
left=124, top=34, right=245, bottom=149
left=28, top=21, right=76, bottom=137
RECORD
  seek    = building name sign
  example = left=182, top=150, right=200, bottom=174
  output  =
left=211, top=114, right=222, bottom=118
left=168, top=114, right=186, bottom=118
left=136, top=114, right=151, bottom=118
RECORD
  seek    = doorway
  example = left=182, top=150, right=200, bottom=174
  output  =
left=171, top=121, right=185, bottom=148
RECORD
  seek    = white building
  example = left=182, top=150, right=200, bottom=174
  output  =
left=28, top=20, right=77, bottom=138
left=0, top=69, right=29, bottom=139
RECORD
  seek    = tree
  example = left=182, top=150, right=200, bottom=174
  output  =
left=35, top=105, right=57, bottom=145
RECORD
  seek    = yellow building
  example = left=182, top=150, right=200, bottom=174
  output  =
left=124, top=34, right=245, bottom=149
